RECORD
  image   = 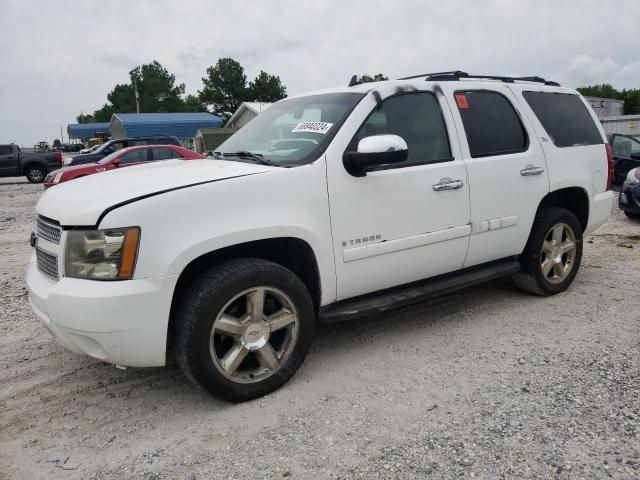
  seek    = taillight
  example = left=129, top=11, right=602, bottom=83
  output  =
left=55, top=152, right=63, bottom=164
left=605, top=143, right=613, bottom=191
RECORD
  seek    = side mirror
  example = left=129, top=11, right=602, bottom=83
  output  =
left=343, top=134, right=408, bottom=177
left=630, top=152, right=640, bottom=160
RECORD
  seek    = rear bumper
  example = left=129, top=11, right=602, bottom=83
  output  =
left=26, top=256, right=178, bottom=367
left=585, top=191, right=614, bottom=234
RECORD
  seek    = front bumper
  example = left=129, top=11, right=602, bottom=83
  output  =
left=26, top=256, right=178, bottom=367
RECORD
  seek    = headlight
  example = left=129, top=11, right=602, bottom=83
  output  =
left=65, top=227, right=140, bottom=280
left=53, top=172, right=64, bottom=183
left=626, top=169, right=640, bottom=185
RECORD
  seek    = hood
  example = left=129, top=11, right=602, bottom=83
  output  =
left=36, top=159, right=277, bottom=226
left=70, top=153, right=104, bottom=165
left=48, top=162, right=100, bottom=177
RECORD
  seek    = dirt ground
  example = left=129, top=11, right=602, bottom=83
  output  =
left=1, top=177, right=638, bottom=480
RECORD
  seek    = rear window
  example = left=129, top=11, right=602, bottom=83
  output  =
left=455, top=90, right=528, bottom=158
left=522, top=92, right=603, bottom=148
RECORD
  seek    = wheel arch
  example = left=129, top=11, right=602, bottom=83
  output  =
left=167, top=237, right=322, bottom=350
left=537, top=186, right=589, bottom=232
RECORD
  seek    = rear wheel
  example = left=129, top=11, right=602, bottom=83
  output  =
left=173, top=258, right=315, bottom=402
left=25, top=165, right=46, bottom=183
left=624, top=211, right=640, bottom=220
left=513, top=207, right=583, bottom=296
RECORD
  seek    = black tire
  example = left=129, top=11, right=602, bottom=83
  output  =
left=173, top=258, right=315, bottom=402
left=624, top=211, right=640, bottom=220
left=25, top=165, right=46, bottom=183
left=512, top=207, right=583, bottom=296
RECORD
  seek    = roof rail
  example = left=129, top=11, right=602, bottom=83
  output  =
left=398, top=71, right=560, bottom=86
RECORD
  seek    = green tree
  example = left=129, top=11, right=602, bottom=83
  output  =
left=129, top=61, right=186, bottom=112
left=83, top=60, right=190, bottom=121
left=52, top=139, right=62, bottom=148
left=360, top=73, right=389, bottom=83
left=76, top=113, right=95, bottom=124
left=200, top=58, right=249, bottom=121
left=248, top=70, right=287, bottom=103
left=182, top=94, right=207, bottom=112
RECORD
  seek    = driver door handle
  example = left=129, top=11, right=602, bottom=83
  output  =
left=432, top=178, right=464, bottom=191
left=520, top=165, right=545, bottom=176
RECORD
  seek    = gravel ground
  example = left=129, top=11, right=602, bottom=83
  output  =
left=0, top=177, right=638, bottom=480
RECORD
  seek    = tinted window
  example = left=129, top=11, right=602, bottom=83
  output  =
left=523, top=92, right=603, bottom=148
left=119, top=149, right=149, bottom=164
left=152, top=148, right=181, bottom=160
left=0, top=146, right=13, bottom=155
left=351, top=92, right=452, bottom=167
left=456, top=90, right=528, bottom=158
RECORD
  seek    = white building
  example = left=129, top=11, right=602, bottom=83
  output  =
left=225, top=102, right=272, bottom=129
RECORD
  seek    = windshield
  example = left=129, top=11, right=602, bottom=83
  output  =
left=97, top=149, right=123, bottom=164
left=216, top=92, right=364, bottom=166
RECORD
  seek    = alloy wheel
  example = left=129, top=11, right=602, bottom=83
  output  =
left=540, top=223, right=577, bottom=284
left=209, top=286, right=299, bottom=384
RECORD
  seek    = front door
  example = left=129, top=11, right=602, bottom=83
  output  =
left=0, top=145, right=19, bottom=176
left=325, top=87, right=471, bottom=300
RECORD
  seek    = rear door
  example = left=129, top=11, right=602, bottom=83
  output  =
left=443, top=84, right=550, bottom=267
left=0, top=145, right=19, bottom=176
left=150, top=147, right=183, bottom=161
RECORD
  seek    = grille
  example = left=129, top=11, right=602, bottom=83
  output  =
left=36, top=217, right=61, bottom=244
left=36, top=248, right=59, bottom=280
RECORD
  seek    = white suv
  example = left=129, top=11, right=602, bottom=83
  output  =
left=27, top=71, right=614, bottom=402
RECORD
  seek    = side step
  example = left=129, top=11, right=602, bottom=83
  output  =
left=318, top=258, right=520, bottom=323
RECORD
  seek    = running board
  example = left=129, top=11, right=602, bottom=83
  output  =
left=318, top=258, right=520, bottom=323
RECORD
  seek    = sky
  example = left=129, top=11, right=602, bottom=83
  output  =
left=1, top=0, right=639, bottom=147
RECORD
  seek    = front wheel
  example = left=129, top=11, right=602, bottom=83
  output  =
left=173, top=258, right=315, bottom=402
left=624, top=211, right=640, bottom=220
left=513, top=207, right=583, bottom=296
left=25, top=165, right=46, bottom=183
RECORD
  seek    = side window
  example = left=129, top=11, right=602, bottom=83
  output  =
left=350, top=92, right=452, bottom=167
left=152, top=148, right=182, bottom=160
left=119, top=149, right=149, bottom=164
left=104, top=142, right=124, bottom=155
left=0, top=146, right=13, bottom=155
left=522, top=92, right=603, bottom=148
left=455, top=90, right=528, bottom=158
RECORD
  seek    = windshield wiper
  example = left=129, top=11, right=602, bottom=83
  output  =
left=218, top=151, right=275, bottom=166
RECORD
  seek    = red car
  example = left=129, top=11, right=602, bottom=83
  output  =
left=44, top=145, right=205, bottom=188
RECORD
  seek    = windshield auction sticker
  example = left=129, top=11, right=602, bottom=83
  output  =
left=291, top=122, right=333, bottom=134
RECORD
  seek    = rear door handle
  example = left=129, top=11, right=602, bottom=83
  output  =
left=520, top=165, right=545, bottom=176
left=433, top=178, right=464, bottom=191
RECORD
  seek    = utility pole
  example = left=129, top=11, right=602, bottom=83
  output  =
left=130, top=68, right=140, bottom=114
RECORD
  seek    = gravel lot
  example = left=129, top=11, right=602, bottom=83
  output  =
left=1, top=177, right=638, bottom=480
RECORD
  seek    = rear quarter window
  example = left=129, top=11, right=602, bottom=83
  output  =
left=522, top=92, right=603, bottom=148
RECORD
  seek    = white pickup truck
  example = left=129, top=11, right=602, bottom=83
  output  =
left=27, top=72, right=614, bottom=402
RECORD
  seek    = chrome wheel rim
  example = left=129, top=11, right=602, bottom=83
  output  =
left=540, top=223, right=577, bottom=285
left=28, top=169, right=44, bottom=182
left=209, top=287, right=299, bottom=384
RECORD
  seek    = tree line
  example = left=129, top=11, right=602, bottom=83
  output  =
left=77, top=58, right=288, bottom=124
left=576, top=84, right=640, bottom=115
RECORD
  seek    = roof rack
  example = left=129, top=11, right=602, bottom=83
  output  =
left=398, top=71, right=560, bottom=86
